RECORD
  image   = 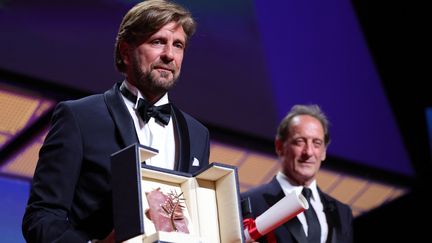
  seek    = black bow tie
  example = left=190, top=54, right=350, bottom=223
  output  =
left=120, top=83, right=171, bottom=125
left=137, top=98, right=171, bottom=125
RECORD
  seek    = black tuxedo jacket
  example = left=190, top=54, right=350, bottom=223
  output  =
left=241, top=177, right=353, bottom=243
left=22, top=83, right=210, bottom=243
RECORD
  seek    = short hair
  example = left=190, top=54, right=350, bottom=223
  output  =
left=276, top=104, right=330, bottom=146
left=114, top=0, right=196, bottom=72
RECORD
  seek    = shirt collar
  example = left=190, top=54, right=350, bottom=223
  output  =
left=276, top=171, right=319, bottom=200
left=123, top=80, right=170, bottom=108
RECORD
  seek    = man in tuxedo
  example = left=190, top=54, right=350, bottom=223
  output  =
left=241, top=105, right=352, bottom=243
left=22, top=1, right=209, bottom=242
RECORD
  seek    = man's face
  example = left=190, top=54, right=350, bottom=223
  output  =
left=122, top=21, right=186, bottom=99
left=276, top=115, right=327, bottom=186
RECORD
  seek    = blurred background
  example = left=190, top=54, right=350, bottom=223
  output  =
left=0, top=0, right=429, bottom=242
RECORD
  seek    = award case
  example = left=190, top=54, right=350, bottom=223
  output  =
left=111, top=143, right=244, bottom=243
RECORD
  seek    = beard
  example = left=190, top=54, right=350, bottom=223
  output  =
left=130, top=53, right=180, bottom=96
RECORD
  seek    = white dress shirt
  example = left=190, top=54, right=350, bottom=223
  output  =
left=276, top=171, right=328, bottom=243
left=121, top=80, right=176, bottom=170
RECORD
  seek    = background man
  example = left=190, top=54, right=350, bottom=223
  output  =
left=242, top=104, right=352, bottom=243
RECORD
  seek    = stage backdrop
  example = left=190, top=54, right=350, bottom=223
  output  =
left=0, top=0, right=413, bottom=176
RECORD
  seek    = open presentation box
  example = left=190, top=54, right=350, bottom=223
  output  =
left=111, top=143, right=244, bottom=243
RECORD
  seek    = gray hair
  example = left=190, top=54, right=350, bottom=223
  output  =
left=276, top=104, right=330, bottom=146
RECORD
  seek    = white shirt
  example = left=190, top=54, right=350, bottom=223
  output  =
left=276, top=171, right=328, bottom=243
left=121, top=80, right=176, bottom=170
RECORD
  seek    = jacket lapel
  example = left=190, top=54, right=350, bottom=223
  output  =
left=171, top=105, right=190, bottom=173
left=104, top=83, right=191, bottom=172
left=284, top=218, right=307, bottom=243
left=263, top=178, right=308, bottom=243
left=103, top=82, right=138, bottom=147
left=318, top=188, right=339, bottom=243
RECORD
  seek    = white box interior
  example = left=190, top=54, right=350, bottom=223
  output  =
left=138, top=166, right=242, bottom=243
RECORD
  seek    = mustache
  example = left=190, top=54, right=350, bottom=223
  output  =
left=151, top=62, right=176, bottom=72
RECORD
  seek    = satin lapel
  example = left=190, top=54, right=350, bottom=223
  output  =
left=263, top=178, right=308, bottom=243
left=103, top=82, right=138, bottom=147
left=319, top=188, right=339, bottom=243
left=171, top=105, right=190, bottom=173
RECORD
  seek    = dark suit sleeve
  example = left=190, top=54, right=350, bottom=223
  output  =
left=341, top=203, right=354, bottom=243
left=22, top=102, right=89, bottom=243
left=240, top=186, right=272, bottom=243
